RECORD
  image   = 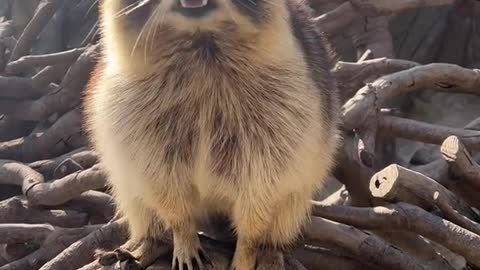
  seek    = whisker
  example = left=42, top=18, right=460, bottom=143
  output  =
left=130, top=7, right=157, bottom=60
left=85, top=0, right=99, bottom=20
left=115, top=0, right=152, bottom=18
left=151, top=7, right=166, bottom=51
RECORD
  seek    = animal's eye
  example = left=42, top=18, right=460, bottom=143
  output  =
left=118, top=0, right=156, bottom=29
left=231, top=0, right=265, bottom=21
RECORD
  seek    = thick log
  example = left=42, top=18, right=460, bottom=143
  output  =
left=369, top=164, right=478, bottom=220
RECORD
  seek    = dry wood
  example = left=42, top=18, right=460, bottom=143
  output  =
left=342, top=64, right=480, bottom=130
left=369, top=164, right=478, bottom=220
left=373, top=231, right=446, bottom=265
left=379, top=115, right=480, bottom=151
left=0, top=196, right=87, bottom=227
left=305, top=216, right=443, bottom=270
left=318, top=184, right=349, bottom=206
left=313, top=2, right=357, bottom=35
left=24, top=164, right=107, bottom=206
left=348, top=0, right=455, bottom=15
left=433, top=192, right=480, bottom=236
left=441, top=135, right=480, bottom=190
left=0, top=45, right=99, bottom=121
left=8, top=0, right=65, bottom=63
left=0, top=107, right=86, bottom=162
left=0, top=0, right=478, bottom=269
left=293, top=248, right=372, bottom=270
left=29, top=147, right=98, bottom=179
left=333, top=57, right=419, bottom=100
left=6, top=47, right=85, bottom=74
left=312, top=0, right=454, bottom=35
left=0, top=160, right=106, bottom=206
left=0, top=224, right=100, bottom=270
left=355, top=121, right=377, bottom=168
left=311, top=202, right=480, bottom=268
left=39, top=220, right=128, bottom=270
left=62, top=191, right=115, bottom=223
left=416, top=159, right=480, bottom=210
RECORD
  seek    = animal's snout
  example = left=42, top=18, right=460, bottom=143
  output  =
left=174, top=0, right=216, bottom=18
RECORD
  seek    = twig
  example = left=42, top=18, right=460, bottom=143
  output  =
left=319, top=185, right=350, bottom=206
left=6, top=47, right=86, bottom=74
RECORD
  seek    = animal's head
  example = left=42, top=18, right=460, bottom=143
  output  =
left=99, top=0, right=296, bottom=68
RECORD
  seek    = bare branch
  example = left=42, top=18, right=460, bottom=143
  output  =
left=29, top=147, right=98, bottom=179
left=333, top=57, right=419, bottom=99
left=379, top=115, right=480, bottom=151
left=0, top=45, right=99, bottom=121
left=39, top=220, right=128, bottom=270
left=0, top=107, right=86, bottom=162
left=6, top=47, right=85, bottom=74
left=0, top=224, right=100, bottom=270
left=311, top=202, right=480, bottom=268
left=441, top=136, right=480, bottom=190
left=342, top=64, right=480, bottom=130
left=26, top=164, right=107, bottom=207
left=9, top=0, right=65, bottom=63
left=0, top=196, right=87, bottom=227
left=349, top=0, right=455, bottom=15
left=434, top=192, right=480, bottom=236
left=305, top=216, right=444, bottom=270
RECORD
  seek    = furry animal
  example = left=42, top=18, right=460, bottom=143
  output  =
left=84, top=0, right=340, bottom=269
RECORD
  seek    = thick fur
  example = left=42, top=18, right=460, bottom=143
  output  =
left=84, top=0, right=340, bottom=269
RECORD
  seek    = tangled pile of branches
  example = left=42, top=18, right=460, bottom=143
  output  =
left=0, top=0, right=479, bottom=269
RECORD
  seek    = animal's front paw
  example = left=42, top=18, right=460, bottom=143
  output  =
left=172, top=237, right=208, bottom=270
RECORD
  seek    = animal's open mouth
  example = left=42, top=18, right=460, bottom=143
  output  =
left=174, top=0, right=216, bottom=17
left=180, top=0, right=208, bottom=8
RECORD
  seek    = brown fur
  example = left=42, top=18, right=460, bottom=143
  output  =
left=84, top=0, right=340, bottom=269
